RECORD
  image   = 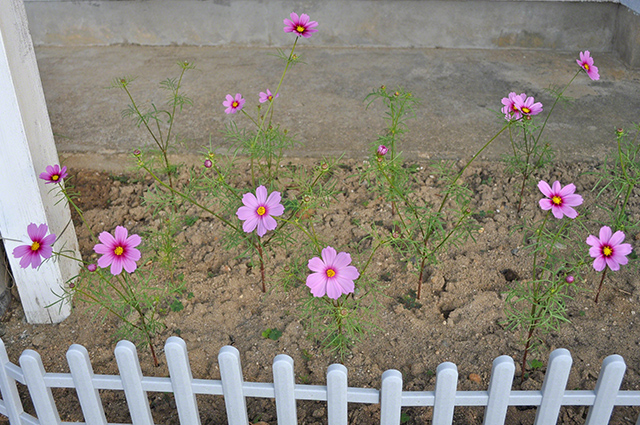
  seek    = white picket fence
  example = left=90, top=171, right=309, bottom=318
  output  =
left=0, top=337, right=639, bottom=425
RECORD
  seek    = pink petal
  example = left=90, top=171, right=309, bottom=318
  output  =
left=42, top=233, right=56, bottom=247
left=242, top=216, right=259, bottom=233
left=604, top=256, right=620, bottom=271
left=110, top=259, right=124, bottom=275
left=321, top=246, right=337, bottom=265
left=599, top=226, right=613, bottom=244
left=97, top=253, right=115, bottom=268
left=593, top=256, right=606, bottom=271
left=589, top=246, right=602, bottom=258
left=28, top=253, right=42, bottom=269
left=615, top=243, right=633, bottom=256
left=12, top=245, right=32, bottom=259
left=306, top=272, right=327, bottom=297
left=334, top=275, right=355, bottom=295
left=265, top=191, right=284, bottom=215
left=94, top=243, right=112, bottom=255
left=326, top=279, right=343, bottom=299
left=122, top=258, right=138, bottom=273
left=126, top=247, right=141, bottom=262
left=261, top=215, right=278, bottom=233
left=339, top=265, right=360, bottom=280
left=539, top=199, right=553, bottom=211
left=237, top=205, right=257, bottom=221
left=19, top=252, right=35, bottom=269
left=332, top=251, right=352, bottom=269
left=308, top=257, right=326, bottom=273
left=127, top=234, right=141, bottom=249
left=609, top=252, right=629, bottom=268
left=538, top=181, right=553, bottom=198
left=551, top=181, right=562, bottom=194
left=563, top=194, right=583, bottom=207
left=98, top=231, right=116, bottom=247
left=586, top=235, right=601, bottom=248
left=558, top=183, right=576, bottom=197
left=255, top=186, right=268, bottom=204
left=39, top=245, right=53, bottom=260
left=558, top=206, right=578, bottom=219
left=241, top=192, right=259, bottom=210
left=114, top=226, right=129, bottom=244
left=608, top=231, right=626, bottom=247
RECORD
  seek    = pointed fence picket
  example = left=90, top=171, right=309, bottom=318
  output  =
left=0, top=336, right=639, bottom=425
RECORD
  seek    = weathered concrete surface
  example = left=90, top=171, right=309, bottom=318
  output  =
left=36, top=45, right=640, bottom=170
left=26, top=0, right=619, bottom=52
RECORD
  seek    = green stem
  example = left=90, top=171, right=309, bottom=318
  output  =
left=594, top=267, right=608, bottom=304
left=534, top=70, right=580, bottom=146
left=140, top=162, right=240, bottom=232
left=437, top=124, right=509, bottom=215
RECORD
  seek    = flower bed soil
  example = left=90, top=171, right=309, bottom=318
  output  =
left=1, top=157, right=640, bottom=425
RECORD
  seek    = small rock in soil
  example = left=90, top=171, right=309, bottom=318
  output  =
left=468, top=373, right=482, bottom=384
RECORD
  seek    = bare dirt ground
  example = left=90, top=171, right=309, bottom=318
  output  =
left=1, top=157, right=640, bottom=425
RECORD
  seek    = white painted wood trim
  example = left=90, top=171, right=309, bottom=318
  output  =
left=0, top=0, right=79, bottom=323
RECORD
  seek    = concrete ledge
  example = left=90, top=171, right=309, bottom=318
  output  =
left=25, top=1, right=617, bottom=50
left=615, top=5, right=640, bottom=68
left=22, top=1, right=640, bottom=67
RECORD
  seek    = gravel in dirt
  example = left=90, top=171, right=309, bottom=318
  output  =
left=2, top=157, right=640, bottom=425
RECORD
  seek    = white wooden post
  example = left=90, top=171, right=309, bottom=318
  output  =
left=0, top=0, right=80, bottom=323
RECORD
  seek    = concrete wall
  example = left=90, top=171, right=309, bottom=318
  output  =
left=22, top=0, right=640, bottom=66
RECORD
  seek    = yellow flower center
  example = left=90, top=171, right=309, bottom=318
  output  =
left=584, top=63, right=590, bottom=71
left=257, top=206, right=266, bottom=216
left=603, top=246, right=613, bottom=257
left=31, top=241, right=40, bottom=251
left=232, top=101, right=239, bottom=108
left=268, top=95, right=273, bottom=101
left=552, top=195, right=562, bottom=205
left=52, top=175, right=59, bottom=181
left=326, top=269, right=336, bottom=278
left=114, top=246, right=124, bottom=256
left=296, top=25, right=305, bottom=33
left=521, top=107, right=531, bottom=114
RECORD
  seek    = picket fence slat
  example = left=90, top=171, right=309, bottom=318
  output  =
left=380, top=369, right=402, bottom=425
left=165, top=337, right=201, bottom=425
left=20, top=349, right=61, bottom=425
left=274, top=354, right=297, bottom=425
left=534, top=348, right=572, bottom=425
left=433, top=362, right=458, bottom=425
left=0, top=337, right=639, bottom=425
left=585, top=354, right=626, bottom=425
left=115, top=341, right=154, bottom=425
left=218, top=345, right=249, bottom=425
left=483, top=355, right=515, bottom=425
left=66, top=344, right=108, bottom=425
left=327, top=364, right=348, bottom=425
left=0, top=339, right=24, bottom=423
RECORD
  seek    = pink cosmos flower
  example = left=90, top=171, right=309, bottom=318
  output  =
left=204, top=159, right=213, bottom=168
left=259, top=89, right=279, bottom=103
left=39, top=164, right=68, bottom=184
left=12, top=223, right=56, bottom=269
left=236, top=186, right=284, bottom=237
left=377, top=145, right=388, bottom=156
left=94, top=226, right=142, bottom=275
left=586, top=226, right=632, bottom=272
left=283, top=12, right=318, bottom=38
left=500, top=92, right=525, bottom=121
left=87, top=264, right=97, bottom=272
left=538, top=180, right=583, bottom=219
left=514, top=94, right=543, bottom=117
left=577, top=51, right=600, bottom=81
left=306, top=246, right=360, bottom=299
left=223, top=93, right=245, bottom=114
